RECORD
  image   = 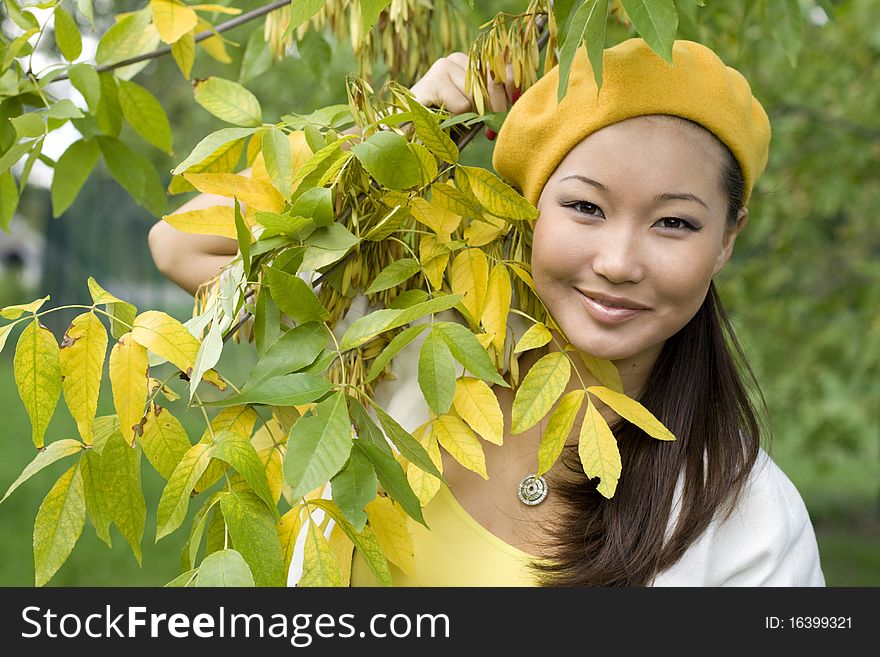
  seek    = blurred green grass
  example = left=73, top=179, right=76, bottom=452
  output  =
left=0, top=343, right=876, bottom=587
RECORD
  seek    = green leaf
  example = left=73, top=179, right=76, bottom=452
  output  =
left=339, top=294, right=462, bottom=351
left=0, top=439, right=84, bottom=505
left=14, top=320, right=62, bottom=449
left=297, top=29, right=331, bottom=78
left=233, top=198, right=251, bottom=281
left=418, top=329, right=457, bottom=416
left=261, top=128, right=293, bottom=197
left=511, top=351, right=571, bottom=434
left=33, top=461, right=86, bottom=586
left=193, top=77, right=262, bottom=127
left=0, top=171, right=18, bottom=231
left=766, top=0, right=803, bottom=66
left=239, top=25, right=271, bottom=83
left=360, top=0, right=394, bottom=38
left=307, top=499, right=391, bottom=586
left=209, top=430, right=276, bottom=512
left=283, top=391, right=353, bottom=499
left=156, top=443, right=212, bottom=540
left=54, top=6, right=82, bottom=62
left=67, top=64, right=101, bottom=113
left=6, top=0, right=40, bottom=30
left=620, top=0, right=678, bottom=63
left=11, top=113, right=45, bottom=139
left=182, top=491, right=223, bottom=569
left=80, top=449, right=112, bottom=546
left=203, top=373, right=333, bottom=408
left=372, top=405, right=443, bottom=480
left=165, top=569, right=198, bottom=587
left=330, top=447, right=377, bottom=532
left=346, top=395, right=393, bottom=456
left=353, top=441, right=425, bottom=527
left=300, top=223, right=358, bottom=271
left=77, top=0, right=94, bottom=25
left=558, top=0, right=608, bottom=99
left=46, top=99, right=84, bottom=121
left=95, top=72, right=122, bottom=136
left=51, top=139, right=100, bottom=217
left=220, top=491, right=286, bottom=586
left=246, top=321, right=328, bottom=387
left=95, top=10, right=160, bottom=80
left=432, top=321, right=507, bottom=388
left=117, top=80, right=173, bottom=154
left=299, top=516, right=343, bottom=586
left=195, top=549, right=255, bottom=586
left=101, top=426, right=146, bottom=563
left=406, top=98, right=459, bottom=164
left=351, top=132, right=422, bottom=190
left=140, top=404, right=191, bottom=481
left=365, top=258, right=421, bottom=294
left=172, top=128, right=259, bottom=175
left=188, top=319, right=223, bottom=403
left=282, top=0, right=326, bottom=38
left=263, top=266, right=329, bottom=323
left=97, top=136, right=166, bottom=216
left=365, top=324, right=429, bottom=383
left=290, top=187, right=334, bottom=227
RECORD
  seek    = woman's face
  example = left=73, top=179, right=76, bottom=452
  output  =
left=532, top=116, right=745, bottom=371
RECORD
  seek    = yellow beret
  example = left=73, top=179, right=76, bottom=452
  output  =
left=492, top=38, right=770, bottom=208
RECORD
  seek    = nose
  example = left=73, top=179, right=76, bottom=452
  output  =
left=590, top=224, right=646, bottom=284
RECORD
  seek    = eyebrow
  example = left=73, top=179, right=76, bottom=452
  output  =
left=559, top=175, right=710, bottom=210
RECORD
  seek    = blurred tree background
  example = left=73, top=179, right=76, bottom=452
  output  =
left=0, top=0, right=876, bottom=585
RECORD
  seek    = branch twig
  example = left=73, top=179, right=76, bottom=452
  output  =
left=50, top=0, right=291, bottom=83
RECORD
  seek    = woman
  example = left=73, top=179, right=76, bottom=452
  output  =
left=149, top=39, right=825, bottom=587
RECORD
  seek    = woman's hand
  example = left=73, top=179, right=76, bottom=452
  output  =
left=410, top=52, right=517, bottom=117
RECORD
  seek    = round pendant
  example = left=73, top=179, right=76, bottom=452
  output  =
left=517, top=473, right=548, bottom=506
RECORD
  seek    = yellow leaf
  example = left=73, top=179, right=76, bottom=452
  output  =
left=150, top=0, right=198, bottom=44
left=252, top=131, right=312, bottom=194
left=170, top=28, right=195, bottom=78
left=406, top=423, right=442, bottom=506
left=131, top=311, right=225, bottom=391
left=410, top=197, right=461, bottom=237
left=452, top=377, right=503, bottom=445
left=482, top=263, right=511, bottom=352
left=418, top=234, right=450, bottom=291
left=475, top=333, right=494, bottom=350
left=457, top=165, right=539, bottom=222
left=33, top=461, right=86, bottom=587
left=450, top=248, right=489, bottom=323
left=252, top=422, right=285, bottom=504
left=366, top=496, right=414, bottom=576
left=511, top=351, right=571, bottom=434
left=108, top=332, right=149, bottom=446
left=140, top=403, right=191, bottom=480
left=299, top=516, right=343, bottom=587
left=537, top=389, right=585, bottom=477
left=13, top=320, right=62, bottom=449
left=328, top=522, right=355, bottom=586
left=195, top=405, right=258, bottom=492
left=514, top=322, right=552, bottom=353
left=1, top=295, right=50, bottom=319
left=183, top=172, right=285, bottom=213
left=190, top=4, right=242, bottom=14
left=164, top=204, right=236, bottom=239
left=506, top=261, right=536, bottom=292
left=432, top=414, right=487, bottom=479
left=577, top=350, right=624, bottom=393
left=195, top=17, right=231, bottom=63
left=277, top=505, right=304, bottom=575
left=578, top=398, right=622, bottom=498
left=464, top=214, right=506, bottom=246
left=587, top=386, right=676, bottom=441
left=59, top=312, right=107, bottom=446
left=148, top=377, right=179, bottom=401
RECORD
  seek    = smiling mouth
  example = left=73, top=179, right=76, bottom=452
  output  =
left=577, top=290, right=648, bottom=324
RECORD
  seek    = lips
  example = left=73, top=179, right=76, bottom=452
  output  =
left=577, top=290, right=648, bottom=325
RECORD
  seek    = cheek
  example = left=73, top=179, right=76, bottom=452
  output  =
left=530, top=215, right=583, bottom=287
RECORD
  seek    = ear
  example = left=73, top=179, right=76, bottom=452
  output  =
left=712, top=207, right=749, bottom=276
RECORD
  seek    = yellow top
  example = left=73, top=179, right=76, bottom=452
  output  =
left=351, top=484, right=539, bottom=587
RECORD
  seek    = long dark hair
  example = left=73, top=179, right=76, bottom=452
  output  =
left=527, top=122, right=766, bottom=586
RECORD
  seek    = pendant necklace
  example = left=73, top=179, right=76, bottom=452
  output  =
left=517, top=416, right=548, bottom=506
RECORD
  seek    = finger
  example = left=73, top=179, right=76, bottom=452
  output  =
left=486, top=69, right=508, bottom=114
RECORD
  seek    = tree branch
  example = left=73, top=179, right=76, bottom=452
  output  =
left=50, top=0, right=291, bottom=82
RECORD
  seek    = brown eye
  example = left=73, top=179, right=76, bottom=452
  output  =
left=565, top=201, right=604, bottom=218
left=655, top=217, right=699, bottom=231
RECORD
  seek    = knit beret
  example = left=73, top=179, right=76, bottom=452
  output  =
left=492, top=38, right=771, bottom=208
